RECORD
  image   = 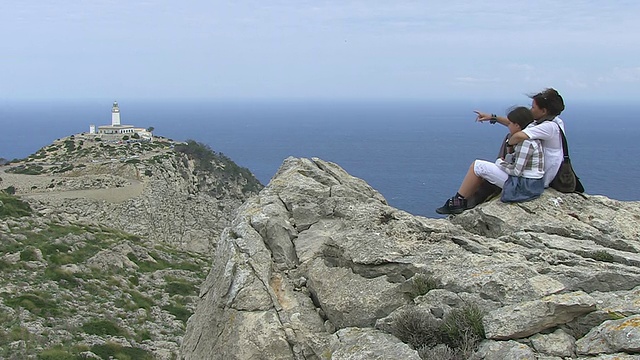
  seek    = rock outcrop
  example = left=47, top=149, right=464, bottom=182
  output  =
left=182, top=157, right=640, bottom=359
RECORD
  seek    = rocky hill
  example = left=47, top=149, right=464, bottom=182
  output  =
left=182, top=157, right=640, bottom=360
left=0, top=133, right=263, bottom=359
left=2, top=133, right=262, bottom=253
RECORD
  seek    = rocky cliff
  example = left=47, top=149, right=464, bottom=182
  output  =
left=0, top=134, right=262, bottom=359
left=182, top=157, right=640, bottom=360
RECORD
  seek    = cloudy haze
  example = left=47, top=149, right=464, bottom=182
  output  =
left=2, top=1, right=639, bottom=101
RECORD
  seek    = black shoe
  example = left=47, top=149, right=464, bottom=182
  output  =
left=436, top=196, right=468, bottom=215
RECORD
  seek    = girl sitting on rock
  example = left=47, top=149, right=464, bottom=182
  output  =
left=436, top=106, right=544, bottom=215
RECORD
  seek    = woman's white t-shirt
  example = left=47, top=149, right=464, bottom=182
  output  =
left=522, top=117, right=565, bottom=187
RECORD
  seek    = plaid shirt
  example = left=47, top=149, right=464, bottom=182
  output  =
left=499, top=138, right=545, bottom=179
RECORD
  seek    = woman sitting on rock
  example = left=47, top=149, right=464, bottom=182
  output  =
left=476, top=88, right=566, bottom=189
left=456, top=88, right=568, bottom=211
left=436, top=106, right=544, bottom=215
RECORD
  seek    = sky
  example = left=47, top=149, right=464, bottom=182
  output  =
left=2, top=1, right=639, bottom=101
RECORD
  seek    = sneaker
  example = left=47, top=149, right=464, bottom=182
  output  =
left=435, top=196, right=468, bottom=215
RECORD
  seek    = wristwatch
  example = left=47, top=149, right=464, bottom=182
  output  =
left=489, top=114, right=497, bottom=124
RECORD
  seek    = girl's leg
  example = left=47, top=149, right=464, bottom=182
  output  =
left=457, top=161, right=484, bottom=198
left=473, top=160, right=509, bottom=188
left=436, top=160, right=483, bottom=214
left=436, top=160, right=507, bottom=215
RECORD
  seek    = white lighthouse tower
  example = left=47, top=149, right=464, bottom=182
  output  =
left=111, top=101, right=121, bottom=126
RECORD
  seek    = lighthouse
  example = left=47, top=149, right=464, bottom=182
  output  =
left=111, top=101, right=121, bottom=126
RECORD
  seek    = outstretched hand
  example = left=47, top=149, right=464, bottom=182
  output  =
left=474, top=110, right=492, bottom=122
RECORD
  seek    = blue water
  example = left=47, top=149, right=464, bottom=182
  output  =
left=1, top=99, right=638, bottom=218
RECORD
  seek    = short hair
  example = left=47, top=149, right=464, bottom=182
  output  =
left=507, top=106, right=535, bottom=129
left=529, top=88, right=565, bottom=116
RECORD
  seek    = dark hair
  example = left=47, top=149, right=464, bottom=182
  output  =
left=507, top=106, right=534, bottom=129
left=529, top=88, right=565, bottom=116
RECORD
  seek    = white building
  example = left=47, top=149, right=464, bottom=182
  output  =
left=90, top=101, right=153, bottom=140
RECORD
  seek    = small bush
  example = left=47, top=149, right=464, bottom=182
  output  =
left=441, top=304, right=485, bottom=355
left=4, top=293, right=60, bottom=317
left=43, top=267, right=78, bottom=286
left=391, top=307, right=443, bottom=349
left=7, top=165, right=45, bottom=175
left=135, top=328, right=153, bottom=341
left=391, top=303, right=485, bottom=360
left=81, top=319, right=129, bottom=337
left=90, top=342, right=154, bottom=360
left=165, top=281, right=197, bottom=296
left=37, top=347, right=75, bottom=360
left=0, top=189, right=33, bottom=219
left=408, top=274, right=440, bottom=299
left=163, top=303, right=192, bottom=324
left=20, top=247, right=40, bottom=261
left=128, top=290, right=154, bottom=310
left=588, top=250, right=614, bottom=262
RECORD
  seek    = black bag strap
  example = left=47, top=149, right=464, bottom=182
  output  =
left=556, top=123, right=570, bottom=159
left=541, top=118, right=570, bottom=159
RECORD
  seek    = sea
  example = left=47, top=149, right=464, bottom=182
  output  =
left=1, top=98, right=638, bottom=218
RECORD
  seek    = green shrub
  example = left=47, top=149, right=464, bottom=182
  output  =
left=163, top=303, right=192, bottom=324
left=135, top=328, right=153, bottom=341
left=20, top=247, right=40, bottom=261
left=0, top=259, right=12, bottom=271
left=408, top=274, right=440, bottom=299
left=165, top=280, right=197, bottom=296
left=43, top=267, right=78, bottom=286
left=0, top=192, right=32, bottom=218
left=391, top=307, right=443, bottom=349
left=90, top=342, right=154, bottom=360
left=588, top=250, right=614, bottom=262
left=391, top=303, right=485, bottom=360
left=4, top=292, right=60, bottom=317
left=63, top=140, right=75, bottom=152
left=37, top=347, right=75, bottom=360
left=128, top=290, right=154, bottom=310
left=6, top=164, right=45, bottom=175
left=81, top=319, right=129, bottom=337
left=54, top=164, right=74, bottom=173
left=441, top=304, right=485, bottom=355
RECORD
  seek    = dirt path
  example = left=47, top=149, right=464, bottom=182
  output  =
left=1, top=166, right=145, bottom=204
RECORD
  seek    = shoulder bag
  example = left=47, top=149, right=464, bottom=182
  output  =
left=550, top=125, right=584, bottom=193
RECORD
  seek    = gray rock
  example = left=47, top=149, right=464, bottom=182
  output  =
left=576, top=314, right=640, bottom=355
left=472, top=340, right=537, bottom=360
left=529, top=329, right=576, bottom=357
left=483, top=291, right=596, bottom=339
left=330, top=327, right=420, bottom=360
